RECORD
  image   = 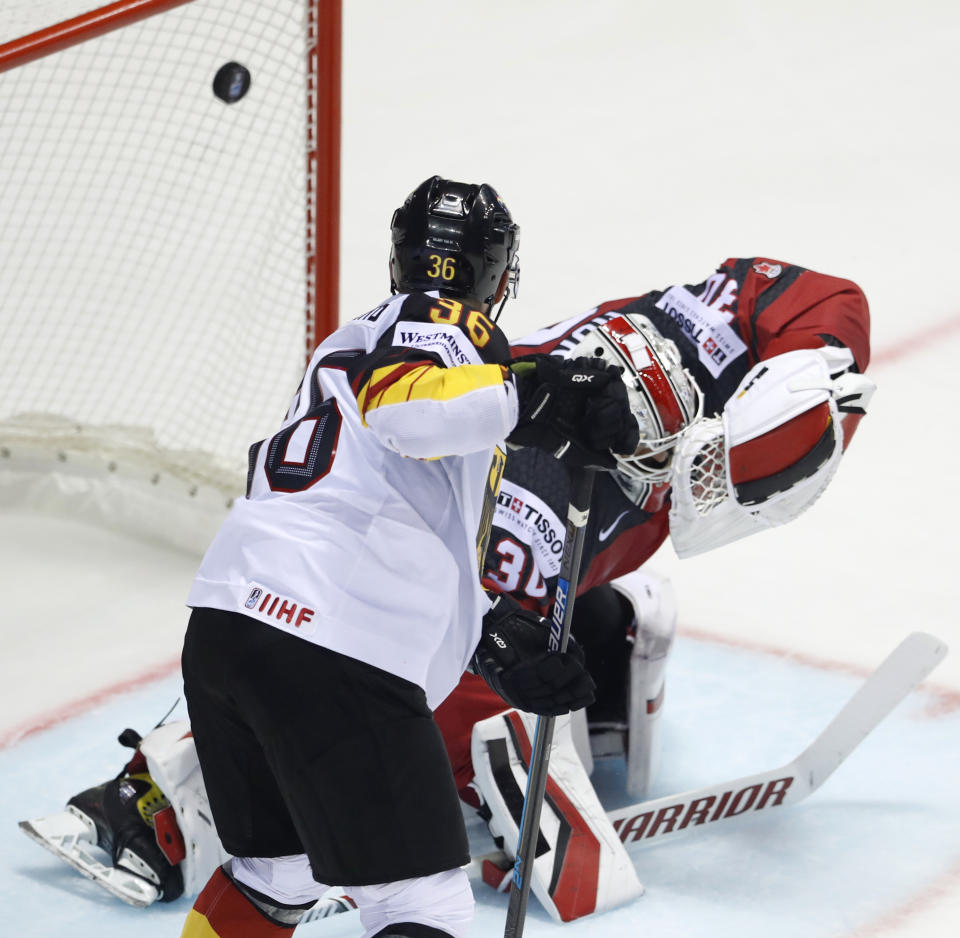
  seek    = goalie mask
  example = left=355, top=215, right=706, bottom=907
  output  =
left=570, top=314, right=702, bottom=486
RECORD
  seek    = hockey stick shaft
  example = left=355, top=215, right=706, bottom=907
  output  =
left=504, top=468, right=596, bottom=938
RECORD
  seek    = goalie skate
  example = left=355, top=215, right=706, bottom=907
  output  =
left=19, top=808, right=161, bottom=907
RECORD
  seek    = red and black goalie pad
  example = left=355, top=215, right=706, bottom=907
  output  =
left=486, top=711, right=602, bottom=921
left=727, top=401, right=837, bottom=506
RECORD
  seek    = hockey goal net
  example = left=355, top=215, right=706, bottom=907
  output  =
left=0, top=0, right=340, bottom=550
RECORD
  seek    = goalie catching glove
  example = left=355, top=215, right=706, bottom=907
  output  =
left=669, top=345, right=877, bottom=557
left=472, top=592, right=596, bottom=715
left=508, top=355, right=640, bottom=469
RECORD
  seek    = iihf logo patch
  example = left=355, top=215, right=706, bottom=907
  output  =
left=243, top=583, right=317, bottom=632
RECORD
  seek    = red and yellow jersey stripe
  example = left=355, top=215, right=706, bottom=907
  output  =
left=356, top=360, right=509, bottom=425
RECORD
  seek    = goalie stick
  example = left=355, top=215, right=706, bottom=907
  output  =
left=596, top=630, right=945, bottom=845
left=301, top=630, right=946, bottom=922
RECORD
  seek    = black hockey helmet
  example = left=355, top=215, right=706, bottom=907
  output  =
left=389, top=176, right=520, bottom=312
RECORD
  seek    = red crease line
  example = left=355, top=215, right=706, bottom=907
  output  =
left=678, top=625, right=960, bottom=716
left=0, top=655, right=181, bottom=751
left=871, top=312, right=960, bottom=368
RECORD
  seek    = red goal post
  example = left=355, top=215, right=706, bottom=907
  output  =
left=0, top=2, right=197, bottom=70
left=0, top=0, right=341, bottom=550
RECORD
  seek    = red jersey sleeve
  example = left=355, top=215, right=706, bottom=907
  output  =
left=722, top=257, right=871, bottom=371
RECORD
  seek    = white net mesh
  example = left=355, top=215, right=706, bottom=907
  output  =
left=683, top=417, right=728, bottom=515
left=0, top=1, right=314, bottom=511
left=668, top=415, right=780, bottom=559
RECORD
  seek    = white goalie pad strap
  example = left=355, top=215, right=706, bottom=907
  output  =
left=609, top=570, right=677, bottom=799
left=669, top=348, right=876, bottom=557
left=140, top=721, right=231, bottom=897
left=470, top=709, right=643, bottom=922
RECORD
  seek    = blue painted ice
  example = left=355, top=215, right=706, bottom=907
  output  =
left=4, top=636, right=958, bottom=937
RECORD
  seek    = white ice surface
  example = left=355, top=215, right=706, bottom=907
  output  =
left=3, top=0, right=960, bottom=935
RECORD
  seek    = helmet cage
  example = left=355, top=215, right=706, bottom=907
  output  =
left=571, top=314, right=703, bottom=483
left=389, top=176, right=520, bottom=308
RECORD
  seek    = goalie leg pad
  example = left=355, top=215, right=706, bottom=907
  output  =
left=140, top=720, right=233, bottom=897
left=470, top=709, right=643, bottom=922
left=610, top=570, right=677, bottom=799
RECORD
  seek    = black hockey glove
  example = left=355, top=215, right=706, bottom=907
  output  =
left=508, top=355, right=640, bottom=470
left=472, top=592, right=596, bottom=716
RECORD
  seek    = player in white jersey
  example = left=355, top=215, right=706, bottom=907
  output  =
left=175, top=176, right=640, bottom=938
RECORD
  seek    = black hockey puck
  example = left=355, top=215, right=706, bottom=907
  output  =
left=213, top=62, right=251, bottom=103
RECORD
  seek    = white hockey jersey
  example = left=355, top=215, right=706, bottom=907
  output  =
left=188, top=293, right=518, bottom=708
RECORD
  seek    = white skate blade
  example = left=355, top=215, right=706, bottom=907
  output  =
left=19, top=809, right=160, bottom=907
